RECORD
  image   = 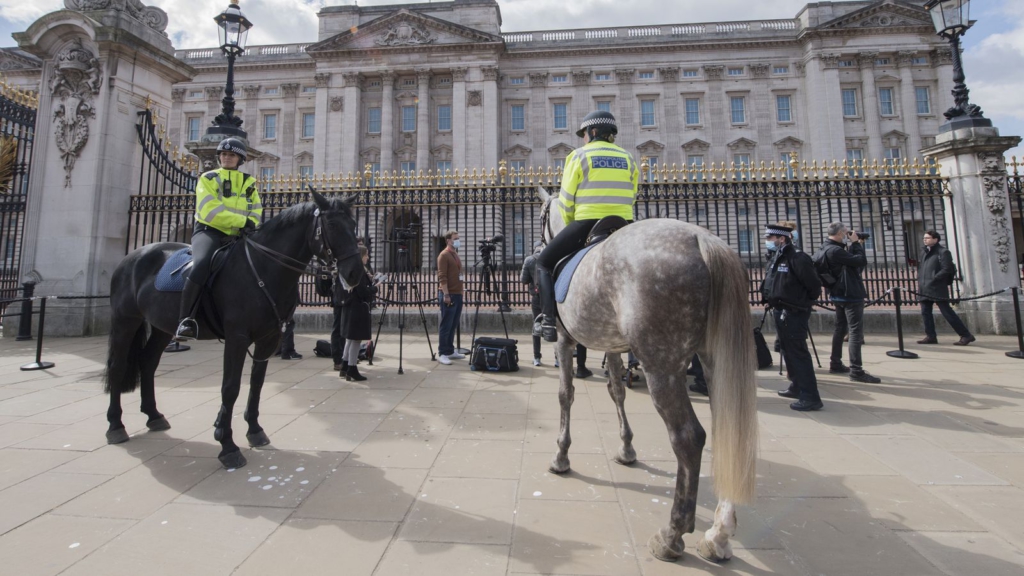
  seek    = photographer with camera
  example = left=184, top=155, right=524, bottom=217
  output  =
left=814, top=222, right=880, bottom=384
left=437, top=230, right=465, bottom=365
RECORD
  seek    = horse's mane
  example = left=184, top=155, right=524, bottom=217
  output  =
left=256, top=197, right=353, bottom=237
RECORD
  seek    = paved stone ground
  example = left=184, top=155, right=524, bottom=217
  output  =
left=1, top=332, right=1023, bottom=575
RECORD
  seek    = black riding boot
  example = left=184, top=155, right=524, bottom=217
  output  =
left=346, top=365, right=367, bottom=382
left=174, top=279, right=203, bottom=342
left=536, top=265, right=558, bottom=342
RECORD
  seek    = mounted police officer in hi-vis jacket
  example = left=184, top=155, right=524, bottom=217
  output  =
left=174, top=137, right=263, bottom=342
left=535, top=111, right=639, bottom=343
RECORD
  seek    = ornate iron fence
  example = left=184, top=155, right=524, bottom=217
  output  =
left=0, top=78, right=38, bottom=310
left=130, top=110, right=954, bottom=310
left=1009, top=157, right=1024, bottom=284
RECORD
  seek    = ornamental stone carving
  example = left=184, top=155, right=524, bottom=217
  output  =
left=281, top=83, right=300, bottom=97
left=749, top=63, right=770, bottom=78
left=376, top=21, right=434, bottom=47
left=64, top=0, right=169, bottom=33
left=933, top=47, right=954, bottom=66
left=205, top=85, right=223, bottom=100
left=171, top=88, right=186, bottom=102
left=857, top=52, right=879, bottom=68
left=49, top=38, right=101, bottom=187
left=241, top=84, right=260, bottom=99
left=330, top=96, right=343, bottom=112
left=702, top=65, right=724, bottom=81
left=572, top=70, right=591, bottom=85
left=529, top=72, right=547, bottom=87
left=481, top=66, right=499, bottom=82
left=417, top=69, right=432, bottom=84
left=342, top=73, right=362, bottom=89
left=451, top=67, right=468, bottom=82
left=467, top=90, right=482, bottom=107
left=897, top=51, right=917, bottom=67
left=794, top=61, right=807, bottom=75
left=314, top=73, right=331, bottom=89
left=614, top=69, right=635, bottom=84
left=657, top=67, right=678, bottom=82
left=978, top=152, right=1013, bottom=273
left=820, top=53, right=841, bottom=69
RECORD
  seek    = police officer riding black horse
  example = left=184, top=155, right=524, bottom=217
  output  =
left=535, top=111, right=639, bottom=342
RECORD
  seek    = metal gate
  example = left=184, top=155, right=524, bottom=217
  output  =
left=0, top=79, right=38, bottom=309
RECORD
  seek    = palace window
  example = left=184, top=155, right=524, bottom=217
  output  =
left=436, top=161, right=452, bottom=183
left=367, top=107, right=382, bottom=134
left=912, top=56, right=929, bottom=65
left=728, top=67, right=744, bottom=76
left=638, top=71, right=655, bottom=80
left=875, top=58, right=891, bottom=66
left=301, top=113, right=315, bottom=139
left=842, top=89, right=859, bottom=117
left=685, top=98, right=700, bottom=125
left=773, top=66, right=789, bottom=75
left=730, top=96, right=746, bottom=124
left=596, top=101, right=611, bottom=113
left=401, top=106, right=416, bottom=132
left=879, top=88, right=895, bottom=116
left=302, top=86, right=316, bottom=93
left=510, top=160, right=526, bottom=184
left=839, top=60, right=855, bottom=68
left=776, top=95, right=792, bottom=123
left=640, top=100, right=656, bottom=127
left=644, top=156, right=659, bottom=180
left=553, top=103, right=568, bottom=130
left=188, top=90, right=203, bottom=99
left=595, top=72, right=611, bottom=81
left=263, top=113, right=277, bottom=139
left=916, top=87, right=931, bottom=114
left=734, top=154, right=751, bottom=181
left=552, top=74, right=568, bottom=83
left=299, top=165, right=314, bottom=181
left=264, top=87, right=278, bottom=95
left=688, top=155, right=705, bottom=182
left=259, top=167, right=275, bottom=191
left=509, top=77, right=525, bottom=85
left=738, top=229, right=753, bottom=253
left=437, top=105, right=452, bottom=131
left=682, top=69, right=699, bottom=78
left=511, top=105, right=525, bottom=131
left=187, top=117, right=201, bottom=142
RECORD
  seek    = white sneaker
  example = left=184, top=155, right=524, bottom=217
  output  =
left=533, top=358, right=541, bottom=366
left=449, top=352, right=466, bottom=360
left=438, top=355, right=452, bottom=365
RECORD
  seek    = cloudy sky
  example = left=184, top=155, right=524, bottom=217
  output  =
left=0, top=0, right=1021, bottom=156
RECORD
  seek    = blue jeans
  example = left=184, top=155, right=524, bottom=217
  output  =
left=438, top=292, right=464, bottom=356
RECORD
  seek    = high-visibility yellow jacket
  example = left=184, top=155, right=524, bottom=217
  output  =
left=556, top=140, right=638, bottom=225
left=194, top=168, right=262, bottom=235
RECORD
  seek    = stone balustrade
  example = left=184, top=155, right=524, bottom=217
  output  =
left=501, top=18, right=799, bottom=44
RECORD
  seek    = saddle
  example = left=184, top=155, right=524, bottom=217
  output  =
left=553, top=216, right=629, bottom=304
left=154, top=242, right=235, bottom=292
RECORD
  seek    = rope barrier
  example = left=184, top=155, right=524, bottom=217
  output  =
left=904, top=286, right=1015, bottom=304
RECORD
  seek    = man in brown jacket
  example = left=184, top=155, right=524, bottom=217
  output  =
left=437, top=230, right=465, bottom=364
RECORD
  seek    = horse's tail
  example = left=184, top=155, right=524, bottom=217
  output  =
left=697, top=233, right=758, bottom=504
left=103, top=322, right=147, bottom=394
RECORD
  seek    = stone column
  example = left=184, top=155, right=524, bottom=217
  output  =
left=451, top=67, right=467, bottom=170
left=170, top=88, right=185, bottom=144
left=280, top=83, right=300, bottom=175
left=615, top=69, right=636, bottom=151
left=482, top=65, right=500, bottom=169
left=312, top=72, right=330, bottom=175
left=341, top=72, right=362, bottom=176
left=922, top=127, right=1023, bottom=334
left=380, top=71, right=395, bottom=173
left=803, top=55, right=845, bottom=160
left=750, top=63, right=772, bottom=163
left=658, top=67, right=681, bottom=163
left=241, top=84, right=261, bottom=145
left=704, top=65, right=726, bottom=161
left=205, top=85, right=223, bottom=122
left=416, top=69, right=431, bottom=174
left=529, top=72, right=548, bottom=167
left=14, top=5, right=193, bottom=335
left=897, top=52, right=923, bottom=158
left=933, top=47, right=955, bottom=117
left=859, top=53, right=883, bottom=161
left=572, top=69, right=591, bottom=138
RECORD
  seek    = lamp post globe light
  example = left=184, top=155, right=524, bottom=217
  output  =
left=924, top=0, right=991, bottom=132
left=208, top=1, right=253, bottom=139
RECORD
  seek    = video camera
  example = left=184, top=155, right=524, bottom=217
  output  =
left=390, top=222, right=422, bottom=242
left=848, top=230, right=871, bottom=241
left=478, top=233, right=504, bottom=255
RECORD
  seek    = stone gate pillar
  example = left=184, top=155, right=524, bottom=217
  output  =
left=922, top=126, right=1023, bottom=334
left=14, top=0, right=193, bottom=336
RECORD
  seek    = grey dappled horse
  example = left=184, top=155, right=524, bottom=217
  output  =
left=537, top=187, right=758, bottom=562
left=103, top=193, right=363, bottom=469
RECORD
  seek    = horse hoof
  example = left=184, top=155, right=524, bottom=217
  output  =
left=246, top=430, right=271, bottom=448
left=549, top=457, right=570, bottom=474
left=106, top=428, right=130, bottom=445
left=146, top=416, right=171, bottom=432
left=614, top=447, right=637, bottom=466
left=649, top=529, right=684, bottom=562
left=219, top=451, right=247, bottom=469
left=696, top=537, right=730, bottom=563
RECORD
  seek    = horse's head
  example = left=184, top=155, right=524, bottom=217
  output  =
left=310, top=191, right=363, bottom=290
left=537, top=187, right=565, bottom=244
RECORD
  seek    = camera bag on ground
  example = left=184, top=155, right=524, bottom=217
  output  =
left=754, top=309, right=773, bottom=369
left=313, top=339, right=332, bottom=358
left=470, top=337, right=519, bottom=372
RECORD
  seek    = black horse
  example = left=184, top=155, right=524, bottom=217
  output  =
left=103, top=192, right=363, bottom=468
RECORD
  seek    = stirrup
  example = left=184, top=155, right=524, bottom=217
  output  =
left=174, top=318, right=198, bottom=342
left=541, top=318, right=558, bottom=343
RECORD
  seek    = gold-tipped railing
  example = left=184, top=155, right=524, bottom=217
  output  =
left=0, top=74, right=39, bottom=109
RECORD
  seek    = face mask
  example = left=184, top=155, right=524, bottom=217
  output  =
left=792, top=231, right=799, bottom=241
left=452, top=239, right=461, bottom=249
left=765, top=240, right=777, bottom=251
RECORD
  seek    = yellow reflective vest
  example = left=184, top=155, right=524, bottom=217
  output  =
left=556, top=140, right=638, bottom=225
left=194, top=168, right=263, bottom=236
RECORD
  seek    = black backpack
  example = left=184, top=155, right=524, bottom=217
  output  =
left=469, top=337, right=519, bottom=372
left=811, top=246, right=838, bottom=290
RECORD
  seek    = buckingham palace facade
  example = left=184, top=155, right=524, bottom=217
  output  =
left=139, top=0, right=950, bottom=182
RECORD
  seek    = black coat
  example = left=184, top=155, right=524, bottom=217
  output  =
left=340, top=272, right=376, bottom=340
left=817, top=239, right=867, bottom=300
left=918, top=243, right=956, bottom=301
left=761, top=243, right=822, bottom=311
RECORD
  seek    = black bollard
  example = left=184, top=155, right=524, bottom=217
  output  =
left=21, top=298, right=55, bottom=371
left=887, top=287, right=920, bottom=359
left=15, top=281, right=35, bottom=341
left=1007, top=287, right=1024, bottom=360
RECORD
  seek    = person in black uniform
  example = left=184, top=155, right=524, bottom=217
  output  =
left=761, top=224, right=824, bottom=411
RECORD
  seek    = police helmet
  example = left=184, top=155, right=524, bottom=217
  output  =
left=576, top=110, right=618, bottom=138
left=216, top=137, right=248, bottom=164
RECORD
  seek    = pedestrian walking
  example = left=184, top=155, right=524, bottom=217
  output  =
left=916, top=230, right=975, bottom=346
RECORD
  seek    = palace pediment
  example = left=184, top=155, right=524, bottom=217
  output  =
left=306, top=9, right=504, bottom=56
left=817, top=1, right=931, bottom=31
left=0, top=48, right=41, bottom=71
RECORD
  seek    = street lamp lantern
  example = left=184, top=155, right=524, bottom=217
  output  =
left=215, top=2, right=252, bottom=56
left=207, top=1, right=252, bottom=139
left=923, top=0, right=989, bottom=132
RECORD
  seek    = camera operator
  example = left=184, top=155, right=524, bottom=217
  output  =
left=817, top=223, right=880, bottom=384
left=437, top=230, right=465, bottom=365
left=761, top=224, right=823, bottom=412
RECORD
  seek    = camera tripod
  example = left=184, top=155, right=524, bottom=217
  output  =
left=469, top=246, right=511, bottom=345
left=371, top=241, right=435, bottom=374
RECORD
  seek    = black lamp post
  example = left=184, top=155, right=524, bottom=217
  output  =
left=924, top=0, right=991, bottom=132
left=208, top=1, right=253, bottom=138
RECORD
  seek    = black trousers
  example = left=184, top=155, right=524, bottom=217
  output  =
left=831, top=301, right=865, bottom=371
left=531, top=295, right=542, bottom=359
left=537, top=220, right=599, bottom=270
left=331, top=305, right=344, bottom=364
left=690, top=355, right=706, bottom=386
left=775, top=308, right=819, bottom=403
left=190, top=225, right=228, bottom=286
left=276, top=320, right=296, bottom=354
